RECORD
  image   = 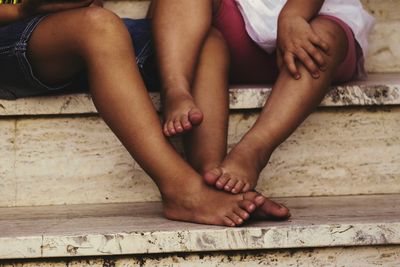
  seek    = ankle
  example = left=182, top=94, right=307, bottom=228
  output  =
left=241, top=131, right=276, bottom=157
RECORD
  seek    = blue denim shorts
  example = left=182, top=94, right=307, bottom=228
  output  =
left=0, top=15, right=158, bottom=100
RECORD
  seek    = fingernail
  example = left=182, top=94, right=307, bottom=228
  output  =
left=295, top=74, right=301, bottom=79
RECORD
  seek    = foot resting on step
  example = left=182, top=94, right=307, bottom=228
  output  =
left=162, top=180, right=289, bottom=227
left=204, top=134, right=272, bottom=194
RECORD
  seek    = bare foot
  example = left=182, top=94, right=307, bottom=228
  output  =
left=162, top=181, right=289, bottom=227
left=203, top=135, right=272, bottom=194
left=162, top=91, right=203, bottom=136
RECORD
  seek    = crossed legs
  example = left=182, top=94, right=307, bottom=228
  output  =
left=27, top=6, right=289, bottom=226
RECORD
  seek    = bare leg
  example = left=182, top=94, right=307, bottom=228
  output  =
left=184, top=28, right=230, bottom=174
left=152, top=0, right=222, bottom=136
left=27, top=7, right=289, bottom=225
left=204, top=17, right=349, bottom=193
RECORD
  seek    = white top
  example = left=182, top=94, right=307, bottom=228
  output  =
left=235, top=0, right=375, bottom=56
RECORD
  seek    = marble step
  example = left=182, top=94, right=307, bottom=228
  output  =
left=2, top=247, right=400, bottom=267
left=0, top=194, right=399, bottom=263
left=102, top=0, right=400, bottom=73
left=0, top=74, right=399, bottom=116
left=0, top=74, right=399, bottom=207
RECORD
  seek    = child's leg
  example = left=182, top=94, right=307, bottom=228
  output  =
left=27, top=7, right=289, bottom=225
left=183, top=28, right=229, bottom=174
left=152, top=0, right=220, bottom=136
left=205, top=17, right=349, bottom=193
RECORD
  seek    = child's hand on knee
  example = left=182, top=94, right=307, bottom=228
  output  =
left=20, top=0, right=94, bottom=17
left=277, top=15, right=329, bottom=79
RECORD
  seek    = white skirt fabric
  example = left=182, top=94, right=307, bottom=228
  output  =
left=235, top=0, right=375, bottom=56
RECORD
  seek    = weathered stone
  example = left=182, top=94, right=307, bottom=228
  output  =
left=0, top=106, right=399, bottom=207
left=0, top=195, right=399, bottom=259
left=2, top=246, right=400, bottom=266
left=0, top=74, right=399, bottom=116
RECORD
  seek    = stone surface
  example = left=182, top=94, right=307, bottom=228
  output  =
left=1, top=246, right=400, bottom=266
left=0, top=74, right=399, bottom=116
left=0, top=195, right=399, bottom=260
left=0, top=106, right=399, bottom=207
left=0, top=120, right=16, bottom=207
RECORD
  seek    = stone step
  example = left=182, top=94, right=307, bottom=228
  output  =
left=103, top=0, right=400, bottom=73
left=0, top=74, right=399, bottom=207
left=2, top=247, right=400, bottom=267
left=0, top=194, right=399, bottom=263
left=0, top=74, right=399, bottom=116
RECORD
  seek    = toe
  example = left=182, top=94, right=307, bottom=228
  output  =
left=224, top=179, right=237, bottom=192
left=223, top=216, right=236, bottom=227
left=234, top=206, right=250, bottom=221
left=232, top=181, right=245, bottom=194
left=243, top=191, right=266, bottom=208
left=203, top=167, right=223, bottom=185
left=167, top=121, right=176, bottom=136
left=216, top=174, right=230, bottom=190
left=228, top=213, right=244, bottom=226
left=260, top=198, right=290, bottom=219
left=242, top=183, right=251, bottom=193
left=173, top=119, right=184, bottom=133
left=238, top=199, right=256, bottom=213
left=163, top=123, right=170, bottom=137
left=181, top=114, right=192, bottom=130
left=188, top=107, right=203, bottom=126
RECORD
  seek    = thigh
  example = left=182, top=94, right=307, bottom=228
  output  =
left=213, top=0, right=278, bottom=84
left=27, top=9, right=91, bottom=87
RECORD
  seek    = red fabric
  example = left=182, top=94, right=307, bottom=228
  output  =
left=213, top=0, right=358, bottom=84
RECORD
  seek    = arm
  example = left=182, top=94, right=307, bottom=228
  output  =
left=277, top=0, right=329, bottom=79
left=280, top=0, right=324, bottom=21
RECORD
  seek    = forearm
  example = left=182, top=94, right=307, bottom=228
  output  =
left=0, top=4, right=25, bottom=26
left=280, top=0, right=324, bottom=21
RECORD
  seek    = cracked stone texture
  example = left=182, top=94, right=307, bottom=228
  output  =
left=0, top=74, right=399, bottom=116
left=1, top=246, right=400, bottom=266
left=0, top=195, right=399, bottom=259
left=0, top=106, right=399, bottom=207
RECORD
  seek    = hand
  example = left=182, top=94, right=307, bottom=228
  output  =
left=277, top=15, right=329, bottom=79
left=20, top=0, right=94, bottom=16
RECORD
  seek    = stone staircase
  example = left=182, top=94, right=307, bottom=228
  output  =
left=0, top=1, right=399, bottom=266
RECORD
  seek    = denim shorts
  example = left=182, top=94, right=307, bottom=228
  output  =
left=0, top=15, right=158, bottom=100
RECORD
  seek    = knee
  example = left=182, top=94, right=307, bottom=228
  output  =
left=310, top=18, right=348, bottom=59
left=79, top=7, right=127, bottom=38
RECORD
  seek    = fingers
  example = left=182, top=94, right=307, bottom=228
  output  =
left=309, top=33, right=330, bottom=53
left=283, top=52, right=300, bottom=79
left=294, top=48, right=320, bottom=79
left=304, top=42, right=327, bottom=71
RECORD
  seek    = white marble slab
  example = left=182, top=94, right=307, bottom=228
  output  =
left=1, top=246, right=400, bottom=266
left=0, top=195, right=399, bottom=260
left=0, top=106, right=399, bottom=207
left=0, top=120, right=17, bottom=207
left=0, top=74, right=399, bottom=116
